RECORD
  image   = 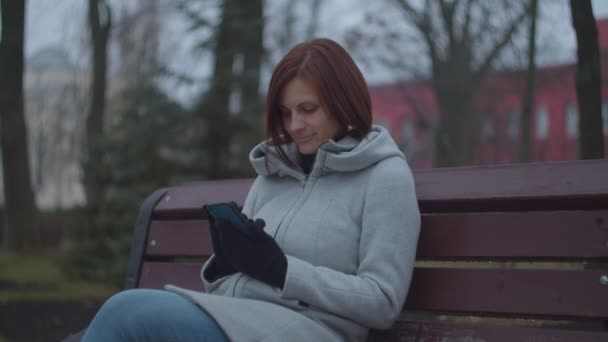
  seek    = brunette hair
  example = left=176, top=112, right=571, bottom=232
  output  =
left=265, top=38, right=372, bottom=161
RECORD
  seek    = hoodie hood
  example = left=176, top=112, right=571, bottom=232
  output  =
left=249, top=125, right=405, bottom=180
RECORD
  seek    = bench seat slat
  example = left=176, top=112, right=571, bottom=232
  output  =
left=419, top=211, right=608, bottom=258
left=368, top=321, right=608, bottom=342
left=414, top=159, right=608, bottom=202
left=139, top=262, right=204, bottom=291
left=153, top=179, right=253, bottom=219
left=406, top=268, right=608, bottom=319
left=150, top=160, right=608, bottom=217
left=138, top=262, right=608, bottom=319
left=146, top=220, right=212, bottom=257
left=144, top=210, right=608, bottom=258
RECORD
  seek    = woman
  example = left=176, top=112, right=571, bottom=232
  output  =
left=82, top=38, right=421, bottom=342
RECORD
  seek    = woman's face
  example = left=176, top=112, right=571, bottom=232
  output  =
left=279, top=77, right=341, bottom=154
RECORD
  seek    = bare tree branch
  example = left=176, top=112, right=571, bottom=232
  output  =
left=461, top=0, right=476, bottom=45
left=176, top=0, right=214, bottom=33
left=394, top=0, right=423, bottom=23
left=438, top=0, right=457, bottom=49
left=393, top=1, right=439, bottom=65
left=474, top=1, right=531, bottom=83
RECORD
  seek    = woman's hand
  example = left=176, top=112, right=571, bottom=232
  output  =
left=218, top=216, right=287, bottom=289
left=203, top=204, right=239, bottom=281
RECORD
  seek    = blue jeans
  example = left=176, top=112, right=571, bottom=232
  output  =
left=82, top=289, right=229, bottom=342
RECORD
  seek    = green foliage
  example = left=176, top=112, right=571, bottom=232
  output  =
left=58, top=202, right=132, bottom=287
left=104, top=83, right=195, bottom=188
left=59, top=82, right=193, bottom=287
left=0, top=252, right=118, bottom=301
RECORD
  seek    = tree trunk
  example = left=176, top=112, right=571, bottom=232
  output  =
left=433, top=81, right=473, bottom=167
left=519, top=0, right=538, bottom=163
left=0, top=0, right=40, bottom=252
left=202, top=0, right=239, bottom=179
left=200, top=0, right=265, bottom=178
left=392, top=1, right=531, bottom=167
left=84, top=0, right=111, bottom=208
left=239, top=0, right=264, bottom=142
left=432, top=53, right=475, bottom=167
left=239, top=0, right=263, bottom=114
left=570, top=0, right=604, bottom=159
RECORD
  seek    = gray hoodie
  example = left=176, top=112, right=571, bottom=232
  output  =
left=166, top=125, right=421, bottom=342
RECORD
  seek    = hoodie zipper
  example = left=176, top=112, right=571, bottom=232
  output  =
left=274, top=153, right=325, bottom=242
left=270, top=175, right=308, bottom=240
left=273, top=175, right=317, bottom=243
left=301, top=175, right=308, bottom=188
left=232, top=174, right=309, bottom=297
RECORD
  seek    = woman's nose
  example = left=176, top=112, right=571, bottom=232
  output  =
left=289, top=114, right=306, bottom=131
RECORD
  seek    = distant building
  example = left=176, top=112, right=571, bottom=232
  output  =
left=0, top=46, right=90, bottom=209
left=23, top=46, right=88, bottom=209
left=370, top=19, right=608, bottom=169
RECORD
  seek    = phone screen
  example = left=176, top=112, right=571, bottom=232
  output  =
left=204, top=203, right=254, bottom=239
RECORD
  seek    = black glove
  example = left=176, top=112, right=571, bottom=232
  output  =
left=203, top=209, right=238, bottom=281
left=219, top=216, right=287, bottom=289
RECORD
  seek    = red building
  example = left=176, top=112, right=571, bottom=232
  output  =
left=370, top=19, right=608, bottom=169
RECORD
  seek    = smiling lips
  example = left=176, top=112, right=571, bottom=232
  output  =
left=294, top=135, right=314, bottom=143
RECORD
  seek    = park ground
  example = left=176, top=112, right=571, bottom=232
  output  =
left=0, top=253, right=117, bottom=342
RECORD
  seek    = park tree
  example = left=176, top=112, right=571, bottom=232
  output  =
left=60, top=0, right=191, bottom=285
left=231, top=0, right=265, bottom=172
left=115, top=0, right=161, bottom=83
left=0, top=0, right=40, bottom=252
left=83, top=0, right=112, bottom=209
left=397, top=0, right=533, bottom=167
left=569, top=0, right=604, bottom=159
left=349, top=0, right=533, bottom=167
left=519, top=0, right=539, bottom=162
left=183, top=0, right=264, bottom=178
left=266, top=0, right=326, bottom=68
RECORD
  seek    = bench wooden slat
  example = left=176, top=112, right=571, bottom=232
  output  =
left=150, top=160, right=608, bottom=218
left=406, top=268, right=608, bottom=319
left=414, top=159, right=608, bottom=202
left=139, top=262, right=204, bottom=291
left=146, top=220, right=213, bottom=257
left=418, top=211, right=608, bottom=258
left=153, top=179, right=254, bottom=219
left=369, top=321, right=608, bottom=342
left=138, top=262, right=608, bottom=319
left=144, top=210, right=608, bottom=258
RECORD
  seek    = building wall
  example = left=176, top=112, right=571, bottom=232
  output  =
left=24, top=62, right=88, bottom=209
left=370, top=19, right=608, bottom=169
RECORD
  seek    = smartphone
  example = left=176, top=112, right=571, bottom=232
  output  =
left=203, top=202, right=255, bottom=239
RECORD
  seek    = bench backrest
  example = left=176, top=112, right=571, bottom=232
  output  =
left=126, top=159, right=608, bottom=341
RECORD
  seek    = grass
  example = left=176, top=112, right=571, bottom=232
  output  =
left=0, top=253, right=119, bottom=302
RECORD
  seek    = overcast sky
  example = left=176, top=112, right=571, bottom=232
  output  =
left=25, top=0, right=608, bottom=56
left=23, top=0, right=608, bottom=103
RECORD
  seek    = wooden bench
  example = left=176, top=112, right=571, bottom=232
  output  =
left=121, top=160, right=608, bottom=341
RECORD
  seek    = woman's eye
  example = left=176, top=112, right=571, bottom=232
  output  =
left=301, top=105, right=317, bottom=113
